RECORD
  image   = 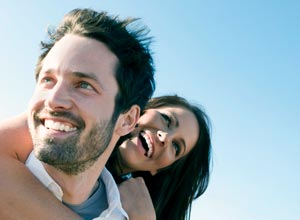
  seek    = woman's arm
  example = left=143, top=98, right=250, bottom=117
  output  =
left=119, top=177, right=156, bottom=220
left=0, top=155, right=83, bottom=220
left=0, top=113, right=82, bottom=220
left=0, top=112, right=32, bottom=162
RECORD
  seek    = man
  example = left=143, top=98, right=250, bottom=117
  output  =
left=0, top=8, right=155, bottom=220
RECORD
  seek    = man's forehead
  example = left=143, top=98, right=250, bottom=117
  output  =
left=41, top=35, right=119, bottom=78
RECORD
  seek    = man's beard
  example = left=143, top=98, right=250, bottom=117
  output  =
left=30, top=112, right=116, bottom=175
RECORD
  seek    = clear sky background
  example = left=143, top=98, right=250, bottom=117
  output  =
left=1, top=1, right=299, bottom=220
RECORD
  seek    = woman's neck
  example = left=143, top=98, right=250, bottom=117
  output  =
left=114, top=151, right=134, bottom=175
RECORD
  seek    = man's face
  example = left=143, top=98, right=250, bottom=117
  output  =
left=28, top=34, right=120, bottom=175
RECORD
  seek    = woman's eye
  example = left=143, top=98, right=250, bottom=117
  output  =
left=161, top=113, right=171, bottom=128
left=173, top=142, right=181, bottom=156
left=78, top=81, right=93, bottom=90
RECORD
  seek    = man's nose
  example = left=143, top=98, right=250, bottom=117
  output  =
left=44, top=82, right=73, bottom=110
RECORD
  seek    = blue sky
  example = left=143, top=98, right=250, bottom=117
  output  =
left=0, top=1, right=299, bottom=219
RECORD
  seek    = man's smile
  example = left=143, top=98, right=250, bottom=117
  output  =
left=44, top=119, right=77, bottom=132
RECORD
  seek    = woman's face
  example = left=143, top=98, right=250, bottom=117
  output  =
left=118, top=106, right=199, bottom=174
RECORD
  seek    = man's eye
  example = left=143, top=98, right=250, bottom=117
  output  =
left=40, top=77, right=55, bottom=87
left=78, top=81, right=93, bottom=90
left=161, top=113, right=171, bottom=128
left=44, top=78, right=52, bottom=83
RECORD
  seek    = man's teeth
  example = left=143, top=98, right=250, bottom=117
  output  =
left=44, top=120, right=77, bottom=132
left=141, top=132, right=153, bottom=158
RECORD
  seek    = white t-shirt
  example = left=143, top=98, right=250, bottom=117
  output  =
left=25, top=151, right=128, bottom=220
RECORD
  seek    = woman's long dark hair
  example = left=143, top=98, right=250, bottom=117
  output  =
left=107, top=95, right=212, bottom=220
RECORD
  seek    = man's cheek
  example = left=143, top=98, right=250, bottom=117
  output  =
left=28, top=89, right=48, bottom=109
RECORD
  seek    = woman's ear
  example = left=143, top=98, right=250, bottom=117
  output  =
left=115, top=105, right=140, bottom=136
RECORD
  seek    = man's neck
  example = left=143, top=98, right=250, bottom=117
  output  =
left=43, top=154, right=107, bottom=205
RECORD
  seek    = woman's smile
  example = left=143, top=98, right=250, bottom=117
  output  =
left=139, top=131, right=154, bottom=158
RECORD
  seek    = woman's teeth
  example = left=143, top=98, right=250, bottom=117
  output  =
left=141, top=132, right=153, bottom=158
left=44, top=120, right=77, bottom=132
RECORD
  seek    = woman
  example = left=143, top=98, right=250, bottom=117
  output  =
left=0, top=95, right=212, bottom=220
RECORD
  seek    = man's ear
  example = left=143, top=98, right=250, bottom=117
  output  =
left=115, top=105, right=140, bottom=136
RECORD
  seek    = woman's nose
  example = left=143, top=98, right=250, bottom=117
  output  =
left=44, top=83, right=73, bottom=110
left=157, top=130, right=168, bottom=147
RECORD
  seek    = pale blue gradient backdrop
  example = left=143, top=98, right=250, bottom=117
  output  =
left=1, top=1, right=299, bottom=220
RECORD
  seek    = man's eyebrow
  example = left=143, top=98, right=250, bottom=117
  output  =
left=42, top=70, right=100, bottom=82
left=39, top=69, right=105, bottom=89
left=73, top=71, right=104, bottom=88
left=73, top=71, right=97, bottom=81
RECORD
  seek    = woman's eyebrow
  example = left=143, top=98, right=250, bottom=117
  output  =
left=171, top=112, right=179, bottom=128
left=180, top=138, right=186, bottom=155
left=171, top=112, right=187, bottom=154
